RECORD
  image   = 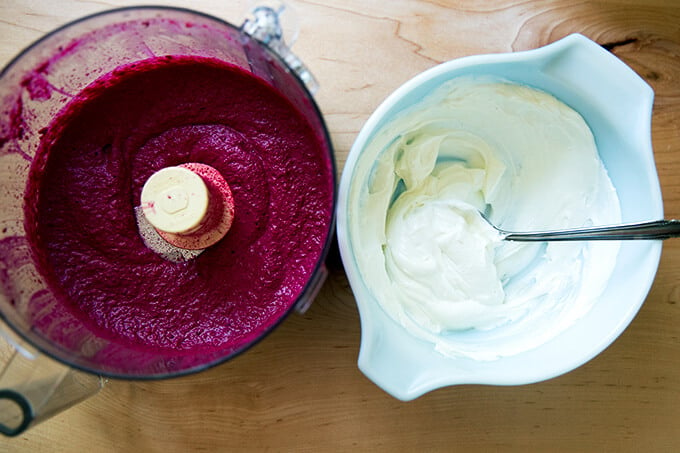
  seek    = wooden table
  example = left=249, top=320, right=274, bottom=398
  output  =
left=2, top=0, right=679, bottom=451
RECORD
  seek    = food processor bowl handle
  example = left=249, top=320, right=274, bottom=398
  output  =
left=0, top=320, right=104, bottom=437
left=241, top=1, right=320, bottom=94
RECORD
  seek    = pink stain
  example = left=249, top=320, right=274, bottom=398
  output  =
left=0, top=97, right=32, bottom=161
left=141, top=200, right=156, bottom=215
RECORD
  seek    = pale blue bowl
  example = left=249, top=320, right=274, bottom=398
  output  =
left=337, top=34, right=662, bottom=400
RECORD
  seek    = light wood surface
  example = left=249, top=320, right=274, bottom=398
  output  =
left=2, top=0, right=680, bottom=451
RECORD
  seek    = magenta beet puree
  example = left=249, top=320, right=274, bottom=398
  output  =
left=24, top=56, right=334, bottom=355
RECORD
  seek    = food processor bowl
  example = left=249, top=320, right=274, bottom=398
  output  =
left=0, top=4, right=335, bottom=435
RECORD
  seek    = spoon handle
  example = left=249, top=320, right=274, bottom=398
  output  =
left=502, top=219, right=680, bottom=242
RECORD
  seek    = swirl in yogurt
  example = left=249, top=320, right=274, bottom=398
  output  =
left=348, top=77, right=621, bottom=360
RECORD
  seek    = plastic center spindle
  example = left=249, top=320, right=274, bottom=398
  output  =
left=141, top=163, right=235, bottom=250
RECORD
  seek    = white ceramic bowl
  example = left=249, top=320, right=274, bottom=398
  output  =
left=337, top=34, right=663, bottom=400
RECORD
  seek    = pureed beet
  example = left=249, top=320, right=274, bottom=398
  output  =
left=24, top=55, right=334, bottom=359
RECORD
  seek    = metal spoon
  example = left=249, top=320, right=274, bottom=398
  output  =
left=484, top=218, right=680, bottom=242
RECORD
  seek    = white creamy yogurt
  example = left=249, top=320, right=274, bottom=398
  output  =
left=348, top=77, right=621, bottom=360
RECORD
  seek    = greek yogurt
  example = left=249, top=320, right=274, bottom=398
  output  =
left=347, top=77, right=621, bottom=360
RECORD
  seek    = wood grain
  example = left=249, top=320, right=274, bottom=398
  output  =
left=2, top=0, right=680, bottom=451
